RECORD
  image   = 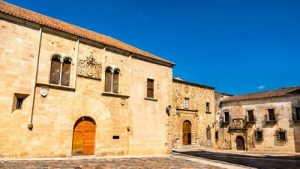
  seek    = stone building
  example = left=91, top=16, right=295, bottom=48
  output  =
left=216, top=87, right=300, bottom=153
left=169, top=78, right=216, bottom=148
left=214, top=92, right=233, bottom=149
left=0, top=2, right=175, bottom=157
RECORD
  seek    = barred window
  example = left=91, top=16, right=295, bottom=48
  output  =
left=255, top=129, right=263, bottom=140
left=276, top=129, right=287, bottom=141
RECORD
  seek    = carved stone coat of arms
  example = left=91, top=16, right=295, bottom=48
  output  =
left=77, top=55, right=102, bottom=79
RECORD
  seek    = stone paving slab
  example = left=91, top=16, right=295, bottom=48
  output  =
left=0, top=157, right=223, bottom=169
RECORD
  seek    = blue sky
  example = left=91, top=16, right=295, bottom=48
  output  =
left=6, top=0, right=300, bottom=95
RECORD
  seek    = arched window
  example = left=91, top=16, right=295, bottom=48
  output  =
left=61, top=57, right=71, bottom=86
left=50, top=55, right=61, bottom=85
left=104, top=67, right=113, bottom=92
left=49, top=55, right=71, bottom=86
left=113, top=69, right=119, bottom=93
left=104, top=67, right=119, bottom=94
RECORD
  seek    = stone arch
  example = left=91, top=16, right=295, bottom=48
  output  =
left=63, top=95, right=113, bottom=155
left=72, top=116, right=96, bottom=155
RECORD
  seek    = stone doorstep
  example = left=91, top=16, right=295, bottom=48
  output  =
left=172, top=153, right=254, bottom=169
left=0, top=154, right=170, bottom=161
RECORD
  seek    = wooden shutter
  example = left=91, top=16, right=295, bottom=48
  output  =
left=61, top=59, right=71, bottom=86
left=105, top=69, right=112, bottom=92
left=113, top=71, right=119, bottom=93
left=147, top=79, right=154, bottom=98
left=49, top=57, right=61, bottom=84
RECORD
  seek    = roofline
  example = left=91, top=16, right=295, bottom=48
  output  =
left=173, top=78, right=215, bottom=90
left=221, top=88, right=300, bottom=103
left=0, top=2, right=175, bottom=68
left=220, top=94, right=299, bottom=103
left=215, top=91, right=234, bottom=96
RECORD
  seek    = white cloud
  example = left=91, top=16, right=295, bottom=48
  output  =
left=258, top=85, right=266, bottom=90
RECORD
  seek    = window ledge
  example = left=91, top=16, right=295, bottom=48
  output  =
left=144, top=97, right=158, bottom=101
left=36, top=83, right=75, bottom=92
left=176, top=108, right=198, bottom=112
left=101, top=92, right=129, bottom=99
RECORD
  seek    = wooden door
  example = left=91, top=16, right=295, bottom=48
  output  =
left=236, top=136, right=245, bottom=150
left=72, top=117, right=96, bottom=155
left=183, top=121, right=192, bottom=145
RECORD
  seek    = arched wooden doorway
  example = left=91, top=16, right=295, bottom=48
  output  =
left=72, top=116, right=96, bottom=155
left=236, top=136, right=245, bottom=150
left=183, top=120, right=192, bottom=145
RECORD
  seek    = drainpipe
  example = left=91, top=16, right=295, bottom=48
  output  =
left=74, top=39, right=79, bottom=89
left=28, top=27, right=43, bottom=130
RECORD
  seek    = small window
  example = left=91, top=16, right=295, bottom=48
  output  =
left=112, top=136, right=120, bottom=139
left=276, top=129, right=287, bottom=142
left=247, top=110, right=255, bottom=122
left=206, top=102, right=210, bottom=112
left=184, top=98, right=189, bottom=109
left=255, top=130, right=263, bottom=141
left=296, top=108, right=300, bottom=121
left=206, top=126, right=211, bottom=140
left=12, top=93, right=29, bottom=112
left=147, top=79, right=154, bottom=98
left=224, top=112, right=230, bottom=123
left=268, top=109, right=276, bottom=121
left=16, top=98, right=24, bottom=109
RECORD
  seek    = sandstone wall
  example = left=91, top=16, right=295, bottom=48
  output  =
left=0, top=16, right=172, bottom=157
left=169, top=80, right=215, bottom=148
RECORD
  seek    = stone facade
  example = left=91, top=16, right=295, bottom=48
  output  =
left=168, top=78, right=216, bottom=148
left=0, top=11, right=174, bottom=157
left=216, top=94, right=300, bottom=153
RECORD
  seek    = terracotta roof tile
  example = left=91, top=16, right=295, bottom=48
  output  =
left=222, top=86, right=300, bottom=102
left=0, top=2, right=175, bottom=66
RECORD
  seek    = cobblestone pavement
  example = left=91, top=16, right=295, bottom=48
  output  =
left=175, top=150, right=300, bottom=169
left=0, top=157, right=222, bottom=169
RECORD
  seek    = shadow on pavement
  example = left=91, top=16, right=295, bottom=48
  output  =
left=173, top=150, right=300, bottom=169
